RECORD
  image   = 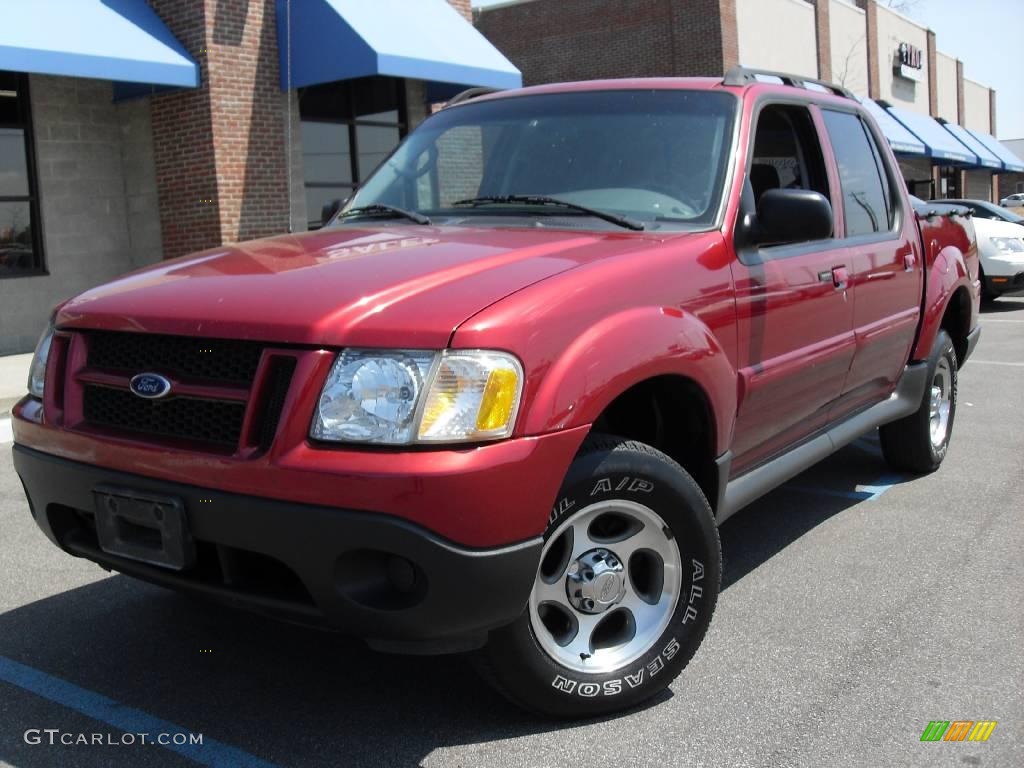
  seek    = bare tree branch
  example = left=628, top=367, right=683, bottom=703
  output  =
left=835, top=33, right=866, bottom=93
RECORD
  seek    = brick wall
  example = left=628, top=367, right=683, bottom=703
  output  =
left=476, top=0, right=739, bottom=86
left=855, top=0, right=880, bottom=97
left=209, top=0, right=289, bottom=244
left=448, top=0, right=472, bottom=21
left=990, top=89, right=999, bottom=202
left=955, top=59, right=965, bottom=126
left=674, top=0, right=739, bottom=76
left=810, top=0, right=832, bottom=81
left=998, top=173, right=1024, bottom=199
left=926, top=30, right=937, bottom=116
left=148, top=0, right=289, bottom=259
left=148, top=0, right=221, bottom=259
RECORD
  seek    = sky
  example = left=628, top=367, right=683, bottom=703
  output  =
left=472, top=0, right=1024, bottom=139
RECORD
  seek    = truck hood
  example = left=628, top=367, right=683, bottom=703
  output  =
left=57, top=225, right=667, bottom=347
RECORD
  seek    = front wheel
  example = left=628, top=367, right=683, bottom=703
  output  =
left=880, top=330, right=958, bottom=473
left=475, top=435, right=721, bottom=717
left=979, top=267, right=998, bottom=304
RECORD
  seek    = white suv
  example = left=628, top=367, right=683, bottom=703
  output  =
left=1001, top=193, right=1024, bottom=209
left=974, top=214, right=1024, bottom=299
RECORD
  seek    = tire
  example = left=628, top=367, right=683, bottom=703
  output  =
left=879, top=330, right=958, bottom=474
left=475, top=434, right=721, bottom=717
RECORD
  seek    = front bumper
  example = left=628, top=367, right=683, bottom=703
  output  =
left=11, top=396, right=588, bottom=548
left=983, top=269, right=1024, bottom=296
left=964, top=325, right=981, bottom=363
left=13, top=444, right=546, bottom=653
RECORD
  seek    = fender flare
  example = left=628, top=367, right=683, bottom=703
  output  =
left=522, top=306, right=737, bottom=454
left=912, top=244, right=973, bottom=362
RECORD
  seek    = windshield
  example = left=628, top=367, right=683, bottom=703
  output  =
left=343, top=89, right=738, bottom=231
left=987, top=204, right=1023, bottom=223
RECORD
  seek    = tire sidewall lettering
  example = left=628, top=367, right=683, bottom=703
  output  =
left=546, top=556, right=708, bottom=699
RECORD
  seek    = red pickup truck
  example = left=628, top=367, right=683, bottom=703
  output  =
left=12, top=68, right=980, bottom=717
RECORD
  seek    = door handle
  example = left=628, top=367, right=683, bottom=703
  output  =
left=831, top=266, right=849, bottom=289
left=904, top=253, right=917, bottom=271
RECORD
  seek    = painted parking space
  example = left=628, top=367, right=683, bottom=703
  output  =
left=0, top=656, right=277, bottom=768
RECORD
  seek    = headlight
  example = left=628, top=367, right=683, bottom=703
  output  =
left=990, top=236, right=1024, bottom=254
left=417, top=350, right=523, bottom=442
left=27, top=319, right=55, bottom=399
left=312, top=349, right=523, bottom=445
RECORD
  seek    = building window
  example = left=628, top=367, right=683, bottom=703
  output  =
left=938, top=167, right=961, bottom=199
left=0, top=71, right=44, bottom=277
left=299, top=77, right=407, bottom=229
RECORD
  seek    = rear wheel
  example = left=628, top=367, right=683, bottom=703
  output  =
left=476, top=434, right=720, bottom=717
left=880, top=330, right=958, bottom=473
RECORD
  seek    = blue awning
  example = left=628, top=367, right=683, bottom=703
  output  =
left=966, top=129, right=1024, bottom=173
left=883, top=104, right=977, bottom=164
left=940, top=123, right=1001, bottom=170
left=275, top=0, right=522, bottom=92
left=859, top=98, right=926, bottom=156
left=0, top=0, right=198, bottom=88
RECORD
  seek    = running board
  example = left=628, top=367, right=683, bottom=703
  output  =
left=716, top=362, right=928, bottom=524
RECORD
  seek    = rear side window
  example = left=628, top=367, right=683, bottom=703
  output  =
left=822, top=110, right=893, bottom=237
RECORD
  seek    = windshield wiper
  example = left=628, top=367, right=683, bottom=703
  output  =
left=452, top=195, right=645, bottom=231
left=337, top=204, right=432, bottom=226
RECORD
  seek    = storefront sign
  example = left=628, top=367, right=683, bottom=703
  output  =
left=895, top=43, right=924, bottom=82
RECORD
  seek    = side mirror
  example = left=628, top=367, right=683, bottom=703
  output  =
left=321, top=199, right=343, bottom=228
left=757, top=189, right=833, bottom=245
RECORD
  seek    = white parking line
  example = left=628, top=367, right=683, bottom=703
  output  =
left=968, top=360, right=1024, bottom=367
left=0, top=418, right=11, bottom=444
left=979, top=318, right=1024, bottom=324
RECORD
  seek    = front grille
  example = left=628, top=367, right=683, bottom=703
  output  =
left=257, top=358, right=297, bottom=452
left=83, top=385, right=245, bottom=448
left=87, top=331, right=262, bottom=384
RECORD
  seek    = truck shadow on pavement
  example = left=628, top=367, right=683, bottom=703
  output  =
left=0, top=441, right=906, bottom=767
left=979, top=295, right=1024, bottom=314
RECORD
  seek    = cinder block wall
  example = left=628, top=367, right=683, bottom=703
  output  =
left=0, top=76, right=161, bottom=355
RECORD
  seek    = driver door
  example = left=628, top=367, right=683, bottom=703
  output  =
left=729, top=103, right=855, bottom=475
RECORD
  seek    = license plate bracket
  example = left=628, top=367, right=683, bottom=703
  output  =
left=92, top=485, right=195, bottom=571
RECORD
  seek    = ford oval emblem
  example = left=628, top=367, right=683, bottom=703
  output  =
left=129, top=373, right=172, bottom=400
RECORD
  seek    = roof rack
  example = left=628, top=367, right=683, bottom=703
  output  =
left=722, top=66, right=855, bottom=101
left=445, top=87, right=500, bottom=107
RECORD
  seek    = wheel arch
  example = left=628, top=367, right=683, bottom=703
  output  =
left=587, top=374, right=722, bottom=514
left=911, top=244, right=977, bottom=364
left=520, top=306, right=735, bottom=512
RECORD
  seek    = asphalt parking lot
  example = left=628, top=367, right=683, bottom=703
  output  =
left=1, top=299, right=1021, bottom=768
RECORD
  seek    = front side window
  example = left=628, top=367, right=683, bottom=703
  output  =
left=0, top=71, right=44, bottom=277
left=347, top=90, right=738, bottom=231
left=822, top=110, right=894, bottom=237
left=749, top=104, right=830, bottom=204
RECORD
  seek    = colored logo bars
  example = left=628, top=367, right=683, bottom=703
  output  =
left=920, top=721, right=997, bottom=742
